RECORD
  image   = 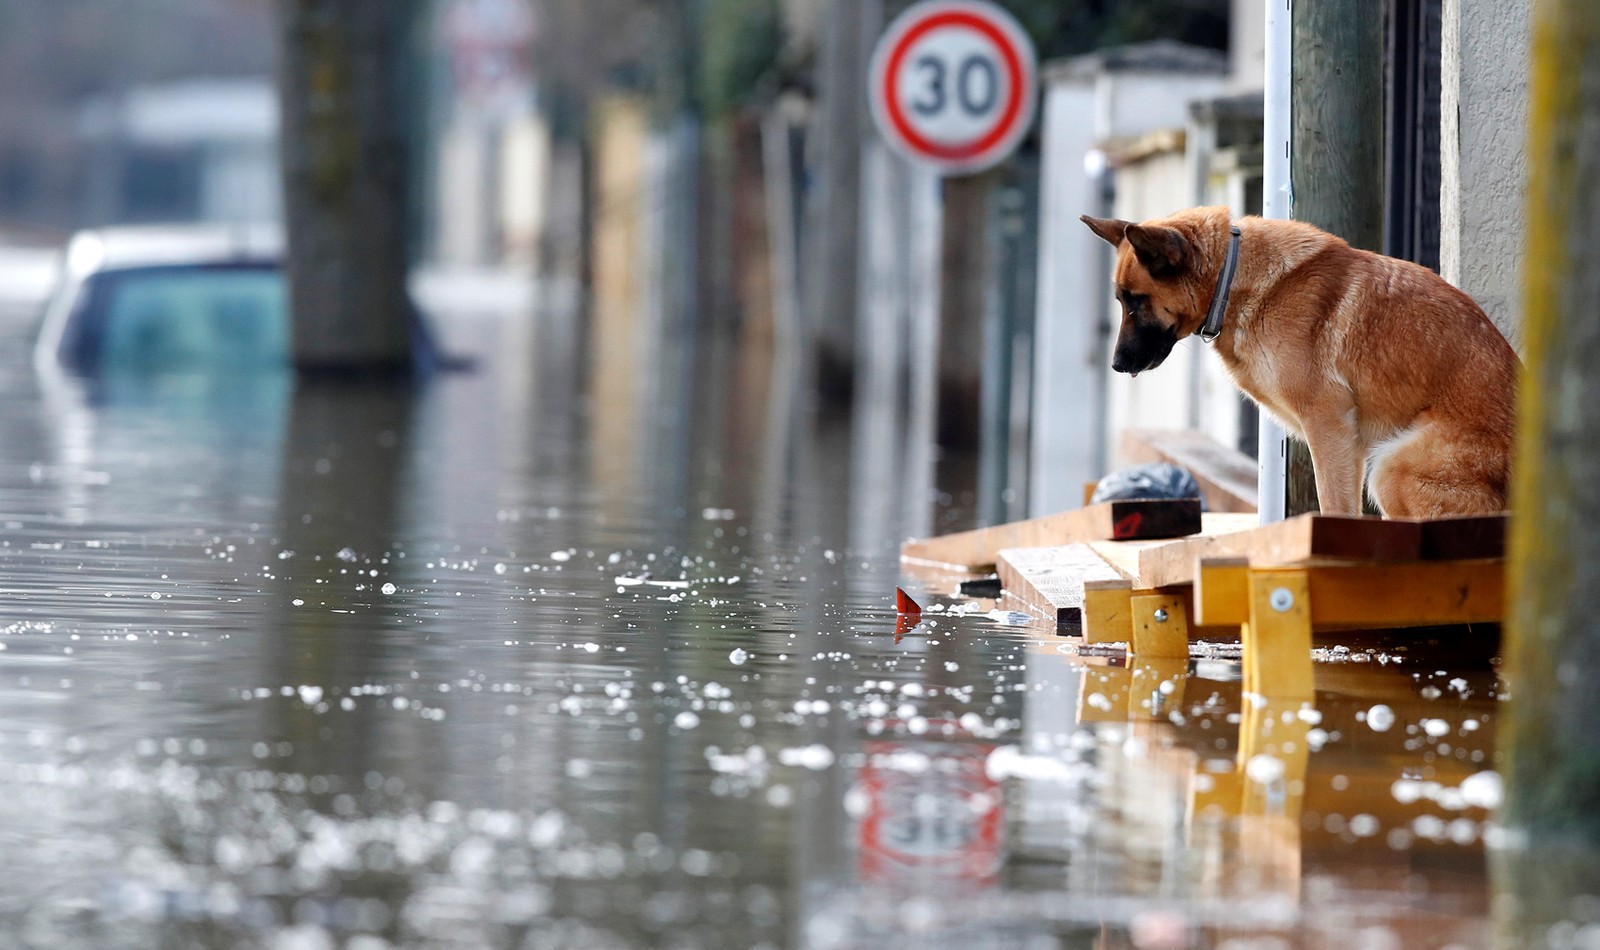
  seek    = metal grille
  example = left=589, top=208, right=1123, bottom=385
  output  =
left=1385, top=0, right=1443, bottom=270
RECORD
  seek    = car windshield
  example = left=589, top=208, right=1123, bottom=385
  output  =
left=81, top=265, right=289, bottom=372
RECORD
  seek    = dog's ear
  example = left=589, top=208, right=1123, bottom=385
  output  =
left=1124, top=224, right=1189, bottom=278
left=1080, top=215, right=1130, bottom=247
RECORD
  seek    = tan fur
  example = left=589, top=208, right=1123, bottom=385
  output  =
left=1081, top=206, right=1519, bottom=518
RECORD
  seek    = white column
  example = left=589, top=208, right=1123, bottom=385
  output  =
left=1440, top=0, right=1533, bottom=344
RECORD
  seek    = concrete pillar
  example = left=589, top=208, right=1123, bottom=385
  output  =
left=1440, top=0, right=1534, bottom=342
left=1500, top=1, right=1600, bottom=940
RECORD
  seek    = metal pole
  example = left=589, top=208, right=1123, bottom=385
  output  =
left=1257, top=0, right=1291, bottom=523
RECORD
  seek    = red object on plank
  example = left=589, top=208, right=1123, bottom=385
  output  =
left=896, top=587, right=922, bottom=615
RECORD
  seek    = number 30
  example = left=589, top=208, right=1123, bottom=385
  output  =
left=911, top=53, right=999, bottom=117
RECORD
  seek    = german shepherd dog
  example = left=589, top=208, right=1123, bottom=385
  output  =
left=1081, top=206, right=1518, bottom=518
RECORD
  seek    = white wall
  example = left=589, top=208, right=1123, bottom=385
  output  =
left=1030, top=67, right=1227, bottom=516
left=1103, top=149, right=1227, bottom=468
left=1230, top=0, right=1266, bottom=92
left=1030, top=82, right=1100, bottom=515
left=1441, top=0, right=1533, bottom=344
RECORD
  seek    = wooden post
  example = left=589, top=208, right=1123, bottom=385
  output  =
left=277, top=0, right=419, bottom=375
left=1500, top=0, right=1600, bottom=940
left=936, top=173, right=994, bottom=453
left=804, top=0, right=881, bottom=404
left=1287, top=0, right=1386, bottom=514
left=930, top=171, right=996, bottom=533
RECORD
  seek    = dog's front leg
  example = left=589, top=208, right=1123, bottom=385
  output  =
left=1301, top=412, right=1364, bottom=516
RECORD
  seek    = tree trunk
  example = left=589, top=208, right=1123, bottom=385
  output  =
left=277, top=0, right=418, bottom=375
left=1499, top=0, right=1600, bottom=942
left=1287, top=0, right=1386, bottom=515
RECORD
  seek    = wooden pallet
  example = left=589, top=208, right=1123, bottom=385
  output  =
left=900, top=498, right=1201, bottom=572
left=995, top=543, right=1130, bottom=633
left=1090, top=514, right=1423, bottom=590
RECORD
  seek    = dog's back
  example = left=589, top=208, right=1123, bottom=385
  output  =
left=1229, top=213, right=1518, bottom=516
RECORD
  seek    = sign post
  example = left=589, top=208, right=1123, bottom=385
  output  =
left=869, top=1, right=1039, bottom=529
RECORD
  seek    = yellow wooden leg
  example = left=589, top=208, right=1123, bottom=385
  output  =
left=1237, top=698, right=1312, bottom=820
left=1189, top=766, right=1245, bottom=821
left=1083, top=587, right=1132, bottom=645
left=1129, top=656, right=1188, bottom=721
left=1130, top=591, right=1190, bottom=658
left=1076, top=665, right=1131, bottom=723
left=1243, top=570, right=1314, bottom=701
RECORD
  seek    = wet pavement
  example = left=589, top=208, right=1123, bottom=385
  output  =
left=0, top=292, right=1503, bottom=948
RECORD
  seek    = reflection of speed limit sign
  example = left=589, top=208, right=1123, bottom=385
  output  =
left=869, top=0, right=1039, bottom=175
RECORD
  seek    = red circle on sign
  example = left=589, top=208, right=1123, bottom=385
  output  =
left=882, top=11, right=1026, bottom=163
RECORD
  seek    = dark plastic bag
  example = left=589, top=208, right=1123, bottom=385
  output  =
left=1090, top=462, right=1205, bottom=509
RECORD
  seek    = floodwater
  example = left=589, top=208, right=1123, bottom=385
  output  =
left=0, top=289, right=1503, bottom=949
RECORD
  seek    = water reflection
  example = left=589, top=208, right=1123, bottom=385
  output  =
left=0, top=304, right=1508, bottom=948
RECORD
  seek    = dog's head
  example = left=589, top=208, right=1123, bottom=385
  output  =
left=1080, top=212, right=1214, bottom=377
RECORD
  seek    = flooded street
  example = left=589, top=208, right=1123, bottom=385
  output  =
left=0, top=298, right=1500, bottom=949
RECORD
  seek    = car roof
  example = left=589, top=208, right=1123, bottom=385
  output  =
left=65, top=223, right=283, bottom=278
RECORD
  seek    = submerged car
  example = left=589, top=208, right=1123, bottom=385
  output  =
left=33, top=224, right=450, bottom=375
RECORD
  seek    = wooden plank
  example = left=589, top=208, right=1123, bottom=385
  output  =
left=1412, top=514, right=1508, bottom=560
left=1090, top=512, right=1258, bottom=582
left=996, top=543, right=1129, bottom=630
left=1198, top=559, right=1505, bottom=628
left=1108, top=514, right=1422, bottom=590
left=1122, top=428, right=1259, bottom=513
left=900, top=499, right=1202, bottom=572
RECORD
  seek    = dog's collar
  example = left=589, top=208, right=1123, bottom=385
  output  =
left=1198, top=225, right=1242, bottom=344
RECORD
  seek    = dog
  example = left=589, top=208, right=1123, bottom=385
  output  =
left=1080, top=206, right=1518, bottom=518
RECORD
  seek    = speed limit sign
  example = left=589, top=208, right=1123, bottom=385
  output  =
left=868, top=0, right=1039, bottom=175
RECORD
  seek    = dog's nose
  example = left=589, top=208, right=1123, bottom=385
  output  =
left=1111, top=354, right=1127, bottom=373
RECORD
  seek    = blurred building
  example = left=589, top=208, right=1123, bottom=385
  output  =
left=78, top=79, right=281, bottom=227
left=0, top=0, right=276, bottom=237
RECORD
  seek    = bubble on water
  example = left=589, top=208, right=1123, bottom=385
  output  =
left=674, top=711, right=700, bottom=730
left=1365, top=704, right=1396, bottom=732
left=337, top=548, right=358, bottom=563
left=766, top=784, right=794, bottom=808
left=582, top=642, right=600, bottom=654
left=550, top=550, right=572, bottom=562
left=1130, top=910, right=1191, bottom=950
left=380, top=582, right=397, bottom=596
left=298, top=685, right=323, bottom=706
left=1391, top=778, right=1424, bottom=804
left=566, top=759, right=592, bottom=779
left=1348, top=813, right=1381, bottom=837
left=494, top=563, right=508, bottom=575
left=1245, top=753, right=1286, bottom=786
left=1422, top=718, right=1451, bottom=738
left=271, top=925, right=336, bottom=950
left=291, top=599, right=305, bottom=607
left=1460, top=770, right=1503, bottom=809
left=778, top=745, right=835, bottom=770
